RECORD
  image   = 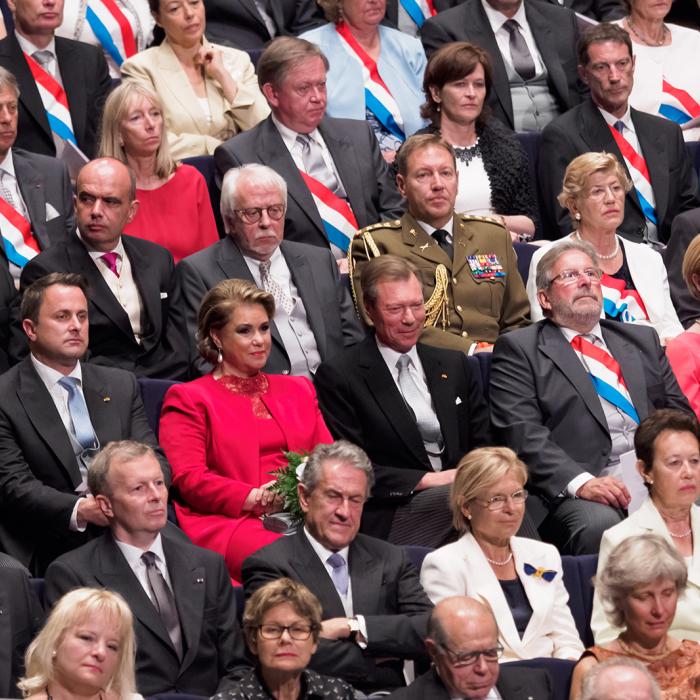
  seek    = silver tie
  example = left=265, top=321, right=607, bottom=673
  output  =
left=296, top=133, right=346, bottom=197
left=259, top=259, right=294, bottom=315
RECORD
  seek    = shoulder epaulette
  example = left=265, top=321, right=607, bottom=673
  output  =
left=354, top=219, right=402, bottom=238
left=459, top=213, right=504, bottom=226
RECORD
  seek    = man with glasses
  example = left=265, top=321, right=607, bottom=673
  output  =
left=170, top=163, right=364, bottom=378
left=242, top=441, right=434, bottom=695
left=490, top=239, right=690, bottom=554
left=389, top=597, right=552, bottom=699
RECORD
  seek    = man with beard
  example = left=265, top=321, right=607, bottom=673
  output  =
left=489, top=239, right=690, bottom=554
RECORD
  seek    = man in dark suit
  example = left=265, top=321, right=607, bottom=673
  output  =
left=44, top=441, right=249, bottom=697
left=170, top=163, right=364, bottom=377
left=205, top=0, right=324, bottom=51
left=0, top=0, right=111, bottom=158
left=427, top=0, right=623, bottom=22
left=0, top=272, right=166, bottom=573
left=0, top=559, right=43, bottom=699
left=0, top=263, right=25, bottom=370
left=663, top=207, right=700, bottom=328
left=490, top=239, right=691, bottom=554
left=315, top=255, right=490, bottom=542
left=21, top=158, right=185, bottom=379
left=215, top=37, right=403, bottom=259
left=0, top=67, right=74, bottom=285
left=388, top=597, right=552, bottom=700
left=243, top=441, right=433, bottom=694
left=538, top=23, right=699, bottom=243
left=421, top=0, right=584, bottom=132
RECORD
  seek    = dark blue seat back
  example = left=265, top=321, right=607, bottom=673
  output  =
left=504, top=658, right=575, bottom=700
left=137, top=378, right=180, bottom=440
left=182, top=155, right=224, bottom=236
left=513, top=242, right=538, bottom=286
left=403, top=545, right=434, bottom=573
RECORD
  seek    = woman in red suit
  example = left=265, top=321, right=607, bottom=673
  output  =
left=159, top=279, right=332, bottom=581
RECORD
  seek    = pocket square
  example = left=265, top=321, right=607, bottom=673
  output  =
left=45, top=202, right=60, bottom=221
left=455, top=397, right=462, bottom=406
left=160, top=292, right=168, bottom=299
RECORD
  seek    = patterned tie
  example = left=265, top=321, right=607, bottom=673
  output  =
left=613, top=120, right=625, bottom=134
left=327, top=552, right=349, bottom=597
left=0, top=171, right=17, bottom=208
left=432, top=228, right=453, bottom=259
left=57, top=377, right=98, bottom=450
left=141, top=551, right=184, bottom=660
left=503, top=20, right=536, bottom=81
left=32, top=49, right=54, bottom=73
left=100, top=251, right=120, bottom=277
left=396, top=355, right=443, bottom=446
left=259, top=259, right=294, bottom=315
left=296, top=133, right=346, bottom=197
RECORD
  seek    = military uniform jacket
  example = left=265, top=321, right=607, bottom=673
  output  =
left=349, top=212, right=530, bottom=350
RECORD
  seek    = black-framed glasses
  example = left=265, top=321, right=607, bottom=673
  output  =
left=550, top=268, right=602, bottom=286
left=233, top=204, right=286, bottom=224
left=438, top=643, right=504, bottom=667
left=257, top=623, right=314, bottom=640
left=473, top=489, right=528, bottom=512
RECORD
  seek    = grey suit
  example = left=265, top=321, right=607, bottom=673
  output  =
left=44, top=526, right=249, bottom=697
left=169, top=236, right=365, bottom=377
left=214, top=116, right=404, bottom=250
left=242, top=529, right=433, bottom=693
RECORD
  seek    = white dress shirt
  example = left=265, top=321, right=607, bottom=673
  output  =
left=114, top=533, right=175, bottom=601
left=15, top=32, right=63, bottom=82
left=0, top=148, right=32, bottom=285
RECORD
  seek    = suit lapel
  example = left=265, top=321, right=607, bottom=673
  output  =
left=17, top=358, right=82, bottom=488
left=538, top=321, right=608, bottom=431
left=55, top=38, right=86, bottom=147
left=123, top=236, right=159, bottom=348
left=402, top=214, right=450, bottom=268
left=294, top=531, right=346, bottom=617
left=81, top=365, right=113, bottom=446
left=526, top=2, right=569, bottom=107
left=452, top=213, right=477, bottom=276
left=13, top=152, right=49, bottom=247
left=348, top=537, right=383, bottom=615
left=631, top=109, right=669, bottom=224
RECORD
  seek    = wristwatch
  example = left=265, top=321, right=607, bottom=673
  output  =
left=348, top=616, right=360, bottom=642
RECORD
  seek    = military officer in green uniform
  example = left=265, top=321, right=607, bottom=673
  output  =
left=349, top=133, right=531, bottom=353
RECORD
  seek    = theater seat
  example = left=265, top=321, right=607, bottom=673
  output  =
left=562, top=554, right=598, bottom=647
left=504, top=657, right=575, bottom=700
left=182, top=155, right=224, bottom=236
left=513, top=242, right=538, bottom=286
left=403, top=545, right=434, bottom=573
left=138, top=378, right=180, bottom=440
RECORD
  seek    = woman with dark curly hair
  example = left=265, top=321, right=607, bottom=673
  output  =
left=415, top=41, right=538, bottom=243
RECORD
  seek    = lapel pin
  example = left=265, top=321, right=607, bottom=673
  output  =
left=195, top=577, right=204, bottom=584
left=103, top=397, right=111, bottom=402
left=441, top=373, right=448, bottom=379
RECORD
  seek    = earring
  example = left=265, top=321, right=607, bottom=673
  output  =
left=466, top=514, right=472, bottom=520
left=52, top=650, right=57, bottom=659
left=216, top=347, right=223, bottom=364
left=574, top=212, right=581, bottom=221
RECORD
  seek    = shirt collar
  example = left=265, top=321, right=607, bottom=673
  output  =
left=375, top=336, right=420, bottom=372
left=15, top=31, right=57, bottom=59
left=0, top=149, right=15, bottom=178
left=559, top=322, right=604, bottom=344
left=597, top=104, right=633, bottom=131
left=80, top=234, right=126, bottom=261
left=242, top=243, right=283, bottom=272
left=304, top=526, right=350, bottom=563
left=114, top=532, right=166, bottom=570
left=30, top=353, right=82, bottom=389
left=481, top=0, right=527, bottom=32
left=272, top=113, right=323, bottom=153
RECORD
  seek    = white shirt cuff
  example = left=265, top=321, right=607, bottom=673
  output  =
left=355, top=614, right=368, bottom=649
left=70, top=497, right=87, bottom=532
left=566, top=472, right=595, bottom=499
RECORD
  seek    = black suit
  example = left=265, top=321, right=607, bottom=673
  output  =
left=21, top=234, right=186, bottom=379
left=539, top=99, right=700, bottom=243
left=664, top=207, right=700, bottom=328
left=0, top=564, right=43, bottom=699
left=242, top=529, right=433, bottom=693
left=387, top=665, right=552, bottom=699
left=420, top=0, right=584, bottom=131
left=0, top=358, right=167, bottom=573
left=0, top=263, right=24, bottom=371
left=426, top=0, right=623, bottom=20
left=169, top=236, right=364, bottom=377
left=44, top=526, right=248, bottom=697
left=214, top=116, right=404, bottom=250
left=314, top=336, right=491, bottom=538
left=0, top=33, right=111, bottom=158
left=204, top=0, right=324, bottom=50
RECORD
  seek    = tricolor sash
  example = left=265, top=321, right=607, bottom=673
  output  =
left=659, top=79, right=700, bottom=126
left=399, top=0, right=436, bottom=28
left=608, top=123, right=657, bottom=226
left=23, top=51, right=77, bottom=146
left=0, top=197, right=39, bottom=268
left=85, top=0, right=137, bottom=67
left=600, top=273, right=649, bottom=323
left=570, top=334, right=640, bottom=424
left=335, top=22, right=406, bottom=142
left=299, top=169, right=358, bottom=252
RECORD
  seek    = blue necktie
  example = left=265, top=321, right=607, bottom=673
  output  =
left=58, top=377, right=98, bottom=450
left=327, top=552, right=349, bottom=597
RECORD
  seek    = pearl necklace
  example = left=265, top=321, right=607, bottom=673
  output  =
left=574, top=231, right=620, bottom=260
left=485, top=552, right=513, bottom=566
left=626, top=16, right=669, bottom=47
left=617, top=636, right=669, bottom=661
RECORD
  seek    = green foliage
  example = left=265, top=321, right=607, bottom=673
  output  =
left=268, top=451, right=308, bottom=525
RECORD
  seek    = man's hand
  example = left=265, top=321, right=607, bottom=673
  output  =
left=76, top=495, right=110, bottom=528
left=320, top=617, right=352, bottom=640
left=415, top=469, right=455, bottom=491
left=576, top=476, right=630, bottom=509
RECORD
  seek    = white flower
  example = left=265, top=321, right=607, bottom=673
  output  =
left=295, top=458, right=308, bottom=482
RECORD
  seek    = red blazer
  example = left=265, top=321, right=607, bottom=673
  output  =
left=159, top=373, right=332, bottom=556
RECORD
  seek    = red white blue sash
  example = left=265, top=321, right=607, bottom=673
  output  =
left=659, top=79, right=700, bottom=126
left=608, top=124, right=657, bottom=226
left=85, top=0, right=137, bottom=67
left=399, top=0, right=436, bottom=28
left=298, top=169, right=358, bottom=252
left=23, top=51, right=77, bottom=146
left=0, top=196, right=39, bottom=268
left=570, top=334, right=640, bottom=424
left=335, top=22, right=406, bottom=142
left=600, top=273, right=649, bottom=324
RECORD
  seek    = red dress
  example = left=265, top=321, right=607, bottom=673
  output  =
left=159, top=373, right=332, bottom=581
left=124, top=164, right=218, bottom=262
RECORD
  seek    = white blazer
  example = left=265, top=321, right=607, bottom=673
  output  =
left=526, top=234, right=683, bottom=341
left=420, top=532, right=584, bottom=661
left=591, top=497, right=700, bottom=644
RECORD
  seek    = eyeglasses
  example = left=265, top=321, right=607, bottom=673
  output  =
left=550, top=268, right=602, bottom=286
left=473, top=489, right=528, bottom=511
left=438, top=643, right=504, bottom=667
left=257, top=624, right=314, bottom=641
left=233, top=204, right=286, bottom=224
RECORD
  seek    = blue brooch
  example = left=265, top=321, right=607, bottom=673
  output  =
left=523, top=563, right=557, bottom=582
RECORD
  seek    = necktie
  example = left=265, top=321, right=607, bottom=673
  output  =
left=614, top=120, right=625, bottom=134
left=396, top=355, right=443, bottom=446
left=259, top=259, right=294, bottom=315
left=100, top=251, right=120, bottom=277
left=570, top=334, right=640, bottom=424
left=503, top=20, right=536, bottom=81
left=327, top=552, right=349, bottom=597
left=296, top=133, right=346, bottom=197
left=141, top=551, right=184, bottom=659
left=432, top=228, right=453, bottom=259
left=57, top=377, right=98, bottom=450
left=32, top=49, right=54, bottom=75
left=0, top=171, right=17, bottom=208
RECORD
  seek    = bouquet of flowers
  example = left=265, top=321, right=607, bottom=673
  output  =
left=264, top=451, right=308, bottom=533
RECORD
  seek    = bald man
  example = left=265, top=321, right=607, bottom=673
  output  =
left=21, top=158, right=185, bottom=379
left=580, top=658, right=660, bottom=700
left=389, top=596, right=552, bottom=699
